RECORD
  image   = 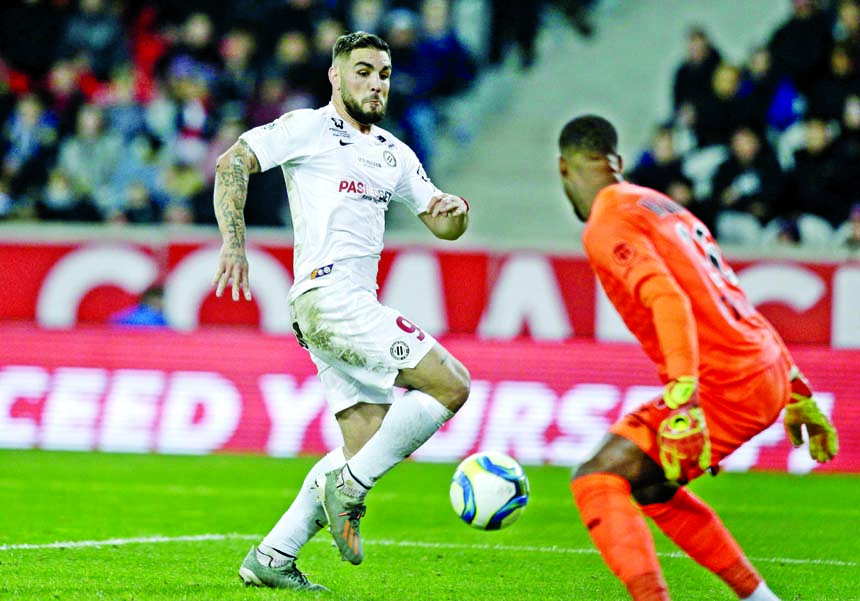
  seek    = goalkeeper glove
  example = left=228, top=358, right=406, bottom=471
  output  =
left=658, top=376, right=712, bottom=483
left=663, top=375, right=698, bottom=409
left=784, top=367, right=839, bottom=463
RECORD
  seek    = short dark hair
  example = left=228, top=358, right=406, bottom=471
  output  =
left=141, top=285, right=164, bottom=303
left=332, top=31, right=391, bottom=63
left=558, top=115, right=618, bottom=155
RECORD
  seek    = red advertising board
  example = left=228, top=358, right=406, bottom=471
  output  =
left=2, top=325, right=857, bottom=473
left=1, top=237, right=859, bottom=347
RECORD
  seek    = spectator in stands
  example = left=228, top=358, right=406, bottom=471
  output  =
left=767, top=0, right=833, bottom=96
left=248, top=71, right=315, bottom=127
left=95, top=64, right=148, bottom=142
left=741, top=47, right=781, bottom=131
left=215, top=29, right=259, bottom=119
left=163, top=201, right=195, bottom=224
left=44, top=59, right=92, bottom=139
left=807, top=44, right=860, bottom=123
left=0, top=59, right=16, bottom=128
left=383, top=9, right=426, bottom=141
left=150, top=0, right=231, bottom=35
left=488, top=0, right=544, bottom=69
left=111, top=180, right=163, bottom=225
left=833, top=0, right=860, bottom=65
left=56, top=0, right=128, bottom=81
left=1, top=93, right=59, bottom=200
left=56, top=103, right=123, bottom=215
left=170, top=64, right=219, bottom=166
left=110, top=285, right=168, bottom=327
left=307, top=18, right=348, bottom=104
left=710, top=126, right=783, bottom=242
left=160, top=160, right=204, bottom=225
left=772, top=216, right=802, bottom=245
left=265, top=31, right=318, bottom=103
left=405, top=0, right=477, bottom=171
left=841, top=203, right=860, bottom=249
left=672, top=27, right=722, bottom=121
left=348, top=0, right=387, bottom=34
left=35, top=167, right=101, bottom=222
left=109, top=131, right=167, bottom=213
left=262, top=0, right=323, bottom=53
left=835, top=95, right=860, bottom=198
left=627, top=125, right=695, bottom=202
left=695, top=64, right=759, bottom=148
left=157, top=12, right=223, bottom=86
left=126, top=4, right=169, bottom=104
left=786, top=117, right=853, bottom=228
left=627, top=124, right=697, bottom=211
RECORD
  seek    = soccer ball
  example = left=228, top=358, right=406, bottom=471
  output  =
left=449, top=451, right=530, bottom=530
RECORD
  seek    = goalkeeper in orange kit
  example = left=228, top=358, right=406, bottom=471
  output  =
left=556, top=115, right=839, bottom=601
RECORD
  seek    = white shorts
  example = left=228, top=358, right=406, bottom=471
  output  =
left=290, top=283, right=437, bottom=414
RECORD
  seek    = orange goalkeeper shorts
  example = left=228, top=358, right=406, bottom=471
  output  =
left=610, top=352, right=793, bottom=482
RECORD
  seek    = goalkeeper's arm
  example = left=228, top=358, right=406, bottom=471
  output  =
left=637, top=274, right=712, bottom=480
left=784, top=367, right=839, bottom=463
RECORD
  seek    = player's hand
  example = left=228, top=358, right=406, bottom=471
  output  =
left=658, top=405, right=711, bottom=483
left=212, top=242, right=252, bottom=302
left=784, top=369, right=839, bottom=463
left=427, top=194, right=468, bottom=217
left=663, top=375, right=698, bottom=409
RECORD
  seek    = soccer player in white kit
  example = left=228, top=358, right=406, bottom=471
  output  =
left=211, top=32, right=471, bottom=591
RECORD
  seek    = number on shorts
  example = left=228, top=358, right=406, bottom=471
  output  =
left=396, top=316, right=426, bottom=341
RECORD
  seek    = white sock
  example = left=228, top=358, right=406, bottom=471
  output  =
left=261, top=447, right=345, bottom=558
left=345, top=390, right=454, bottom=492
left=742, top=581, right=781, bottom=601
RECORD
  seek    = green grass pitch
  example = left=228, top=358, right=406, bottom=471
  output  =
left=1, top=450, right=858, bottom=600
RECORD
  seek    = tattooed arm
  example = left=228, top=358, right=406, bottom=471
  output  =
left=211, top=139, right=261, bottom=301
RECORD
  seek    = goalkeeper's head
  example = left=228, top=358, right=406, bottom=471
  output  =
left=557, top=115, right=624, bottom=222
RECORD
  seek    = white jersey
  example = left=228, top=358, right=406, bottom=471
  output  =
left=240, top=103, right=440, bottom=300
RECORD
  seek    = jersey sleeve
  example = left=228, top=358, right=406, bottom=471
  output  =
left=391, top=145, right=441, bottom=215
left=239, top=110, right=321, bottom=172
left=585, top=218, right=699, bottom=379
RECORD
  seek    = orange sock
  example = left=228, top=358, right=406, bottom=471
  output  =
left=571, top=474, right=669, bottom=601
left=641, top=487, right=761, bottom=598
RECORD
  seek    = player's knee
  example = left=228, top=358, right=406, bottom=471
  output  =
left=573, top=443, right=638, bottom=482
left=573, top=456, right=612, bottom=481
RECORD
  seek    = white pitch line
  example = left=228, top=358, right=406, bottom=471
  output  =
left=0, top=534, right=856, bottom=568
left=0, top=533, right=256, bottom=551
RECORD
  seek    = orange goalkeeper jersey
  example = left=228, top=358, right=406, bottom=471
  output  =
left=582, top=182, right=782, bottom=388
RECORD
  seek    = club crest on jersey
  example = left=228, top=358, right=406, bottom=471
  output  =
left=612, top=242, right=636, bottom=265
left=383, top=150, right=397, bottom=167
left=310, top=264, right=334, bottom=279
left=390, top=340, right=410, bottom=361
left=331, top=117, right=344, bottom=129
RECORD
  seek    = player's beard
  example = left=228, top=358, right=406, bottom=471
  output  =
left=342, top=89, right=387, bottom=125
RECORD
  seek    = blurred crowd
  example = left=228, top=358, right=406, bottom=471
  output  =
left=1, top=0, right=599, bottom=227
left=627, top=0, right=860, bottom=250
